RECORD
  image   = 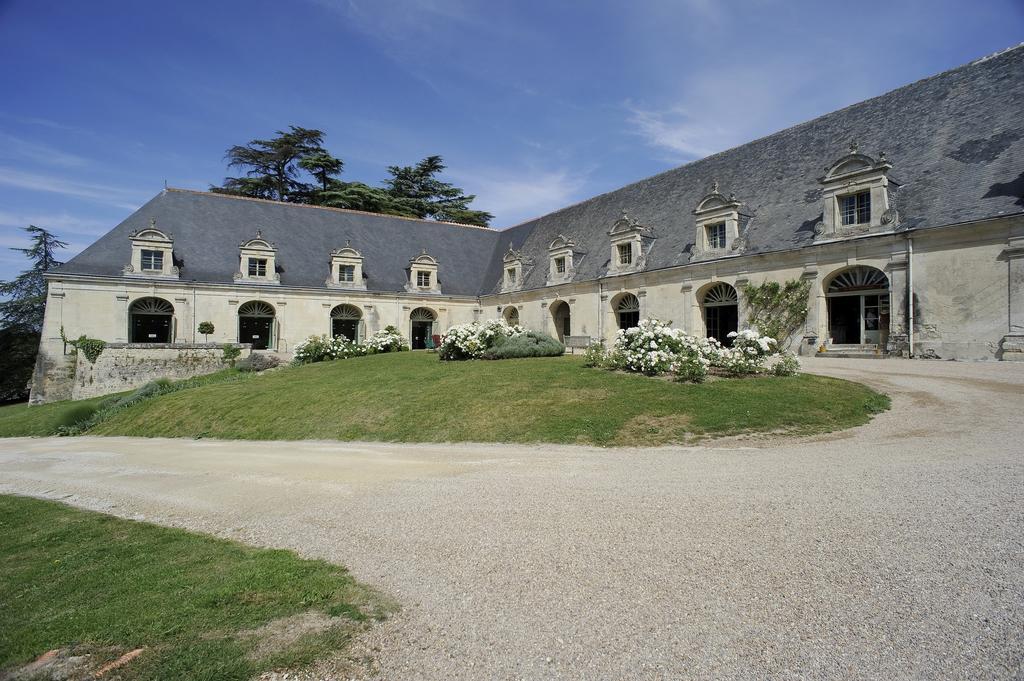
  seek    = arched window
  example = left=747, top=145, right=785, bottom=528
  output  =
left=129, top=297, right=174, bottom=343
left=410, top=307, right=436, bottom=350
left=330, top=304, right=362, bottom=342
left=503, top=306, right=520, bottom=326
left=702, top=283, right=738, bottom=346
left=826, top=266, right=890, bottom=346
left=616, top=293, right=640, bottom=330
left=550, top=300, right=571, bottom=341
left=238, top=300, right=275, bottom=350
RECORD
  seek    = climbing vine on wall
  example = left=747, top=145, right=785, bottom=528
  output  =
left=740, top=279, right=811, bottom=348
left=60, top=326, right=107, bottom=364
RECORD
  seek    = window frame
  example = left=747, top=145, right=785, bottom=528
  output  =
left=506, top=267, right=516, bottom=283
left=416, top=270, right=431, bottom=288
left=338, top=264, right=355, bottom=283
left=617, top=243, right=633, bottom=265
left=839, top=190, right=871, bottom=226
left=140, top=249, right=164, bottom=271
left=248, top=257, right=268, bottom=277
left=554, top=256, right=566, bottom=274
left=706, top=222, right=727, bottom=249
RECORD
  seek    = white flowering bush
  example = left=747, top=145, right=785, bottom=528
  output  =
left=439, top=319, right=524, bottom=360
left=771, top=352, right=801, bottom=377
left=610, top=319, right=697, bottom=375
left=293, top=334, right=365, bottom=364
left=713, top=329, right=777, bottom=376
left=365, top=325, right=409, bottom=353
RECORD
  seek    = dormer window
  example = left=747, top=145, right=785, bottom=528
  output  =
left=141, top=249, right=163, bottom=271
left=617, top=243, right=633, bottom=265
left=546, top=235, right=580, bottom=286
left=607, top=212, right=652, bottom=276
left=502, top=246, right=528, bottom=292
left=235, top=231, right=280, bottom=284
left=406, top=250, right=440, bottom=294
left=706, top=223, right=726, bottom=249
left=124, top=220, right=178, bottom=279
left=248, top=258, right=267, bottom=277
left=816, top=143, right=899, bottom=240
left=839, top=190, right=871, bottom=226
left=691, top=183, right=745, bottom=261
left=327, top=244, right=366, bottom=290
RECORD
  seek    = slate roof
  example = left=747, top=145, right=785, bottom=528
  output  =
left=56, top=44, right=1024, bottom=297
left=55, top=189, right=502, bottom=296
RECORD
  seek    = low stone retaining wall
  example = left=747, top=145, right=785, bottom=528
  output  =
left=24, top=343, right=249, bottom=404
left=68, top=343, right=251, bottom=401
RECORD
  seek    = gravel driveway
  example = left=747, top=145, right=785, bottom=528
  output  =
left=1, top=358, right=1022, bottom=680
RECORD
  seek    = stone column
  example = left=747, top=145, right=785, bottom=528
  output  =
left=800, top=265, right=822, bottom=356
left=1000, top=235, right=1024, bottom=360
left=680, top=284, right=693, bottom=334
left=886, top=252, right=910, bottom=356
left=734, top=277, right=749, bottom=330
left=115, top=293, right=129, bottom=342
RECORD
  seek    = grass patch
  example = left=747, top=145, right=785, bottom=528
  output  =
left=0, top=495, right=389, bottom=680
left=87, top=353, right=888, bottom=446
left=0, top=395, right=116, bottom=438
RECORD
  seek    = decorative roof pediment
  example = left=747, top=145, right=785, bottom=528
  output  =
left=410, top=249, right=438, bottom=266
left=331, top=245, right=362, bottom=259
left=694, top=181, right=742, bottom=215
left=548, top=235, right=575, bottom=251
left=608, top=211, right=650, bottom=238
left=503, top=245, right=524, bottom=264
left=821, top=143, right=892, bottom=183
left=129, top=219, right=173, bottom=243
left=240, top=230, right=276, bottom=251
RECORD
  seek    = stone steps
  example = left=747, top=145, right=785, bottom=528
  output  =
left=816, top=344, right=888, bottom=359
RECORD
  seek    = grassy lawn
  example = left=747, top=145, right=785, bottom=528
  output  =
left=84, top=353, right=888, bottom=445
left=0, top=395, right=115, bottom=438
left=0, top=495, right=389, bottom=680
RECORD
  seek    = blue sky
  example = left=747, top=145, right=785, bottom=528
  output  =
left=0, top=0, right=1022, bottom=280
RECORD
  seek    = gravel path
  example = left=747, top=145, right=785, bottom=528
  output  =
left=1, top=358, right=1022, bottom=680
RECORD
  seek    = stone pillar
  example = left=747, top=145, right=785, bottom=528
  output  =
left=886, top=253, right=910, bottom=357
left=680, top=284, right=693, bottom=334
left=174, top=296, right=190, bottom=343
left=1000, top=236, right=1024, bottom=360
left=115, top=293, right=129, bottom=342
left=637, top=289, right=648, bottom=320
left=800, top=265, right=822, bottom=356
left=734, top=277, right=749, bottom=330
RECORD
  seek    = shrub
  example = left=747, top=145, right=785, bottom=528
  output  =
left=54, top=402, right=99, bottom=429
left=364, top=326, right=409, bottom=354
left=481, top=331, right=564, bottom=359
left=293, top=335, right=364, bottom=364
left=237, top=353, right=282, bottom=372
left=673, top=356, right=708, bottom=383
left=771, top=353, right=801, bottom=377
left=714, top=329, right=776, bottom=376
left=582, top=341, right=608, bottom=368
left=222, top=344, right=241, bottom=367
left=610, top=319, right=713, bottom=375
left=439, top=319, right=524, bottom=360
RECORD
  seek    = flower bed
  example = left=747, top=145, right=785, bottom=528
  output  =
left=586, top=319, right=795, bottom=382
left=438, top=319, right=526, bottom=360
left=364, top=325, right=409, bottom=353
left=294, top=326, right=408, bottom=364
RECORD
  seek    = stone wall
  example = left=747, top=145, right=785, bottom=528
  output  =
left=28, top=343, right=250, bottom=404
left=69, top=343, right=250, bottom=401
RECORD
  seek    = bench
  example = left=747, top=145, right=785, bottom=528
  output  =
left=564, top=335, right=592, bottom=354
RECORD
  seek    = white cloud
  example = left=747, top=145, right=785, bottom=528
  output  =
left=0, top=133, right=90, bottom=168
left=0, top=167, right=144, bottom=211
left=451, top=166, right=588, bottom=227
left=0, top=210, right=111, bottom=237
left=625, top=103, right=736, bottom=161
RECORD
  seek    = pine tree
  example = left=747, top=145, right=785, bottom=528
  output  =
left=0, top=225, right=66, bottom=402
left=384, top=156, right=493, bottom=226
left=213, top=126, right=325, bottom=201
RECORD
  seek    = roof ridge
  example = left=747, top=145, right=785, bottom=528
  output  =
left=500, top=42, right=1024, bottom=230
left=163, top=187, right=498, bottom=232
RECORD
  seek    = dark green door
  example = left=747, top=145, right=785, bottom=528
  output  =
left=239, top=316, right=273, bottom=350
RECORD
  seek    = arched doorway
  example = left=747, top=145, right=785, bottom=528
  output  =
left=238, top=301, right=275, bottom=350
left=330, top=304, right=362, bottom=342
left=503, top=306, right=520, bottom=326
left=702, top=283, right=738, bottom=346
left=409, top=307, right=436, bottom=350
left=129, top=297, right=174, bottom=343
left=615, top=293, right=640, bottom=330
left=550, top=300, right=571, bottom=341
left=826, top=266, right=889, bottom=345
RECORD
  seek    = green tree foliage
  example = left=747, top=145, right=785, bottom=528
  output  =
left=383, top=155, right=494, bottom=226
left=740, top=279, right=812, bottom=350
left=0, top=225, right=67, bottom=401
left=211, top=128, right=492, bottom=226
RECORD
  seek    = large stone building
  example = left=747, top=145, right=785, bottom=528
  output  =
left=31, top=45, right=1024, bottom=402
